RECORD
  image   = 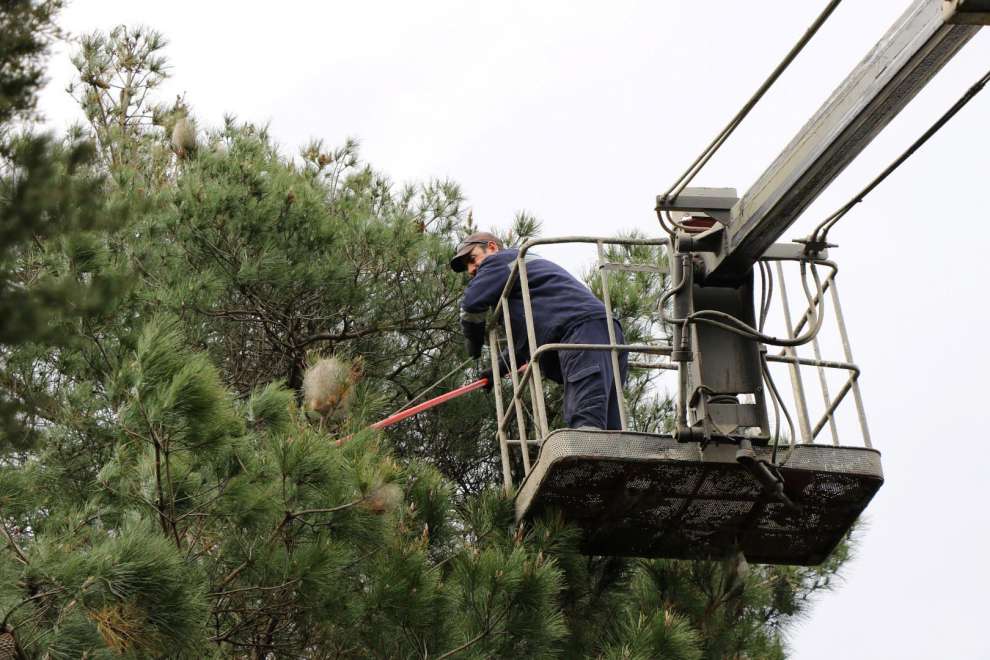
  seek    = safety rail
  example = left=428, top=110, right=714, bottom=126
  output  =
left=485, top=237, right=871, bottom=492
left=760, top=257, right=871, bottom=448
left=486, top=236, right=672, bottom=490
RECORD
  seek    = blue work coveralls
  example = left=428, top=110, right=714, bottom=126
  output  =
left=460, top=249, right=628, bottom=430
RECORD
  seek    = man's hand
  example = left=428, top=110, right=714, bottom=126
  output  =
left=478, top=367, right=494, bottom=392
left=461, top=319, right=485, bottom=359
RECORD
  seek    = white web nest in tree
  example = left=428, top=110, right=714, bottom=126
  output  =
left=302, top=356, right=361, bottom=424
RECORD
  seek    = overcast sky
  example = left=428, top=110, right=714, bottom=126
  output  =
left=38, top=2, right=990, bottom=657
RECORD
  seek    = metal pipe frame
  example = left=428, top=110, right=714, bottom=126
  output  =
left=774, top=260, right=815, bottom=443
left=495, top=342, right=674, bottom=440
left=766, top=257, right=871, bottom=447
left=487, top=328, right=513, bottom=492
left=597, top=241, right=630, bottom=430
left=500, top=304, right=532, bottom=475
left=488, top=236, right=670, bottom=332
left=516, top=256, right=551, bottom=439
left=764, top=354, right=861, bottom=443
left=811, top=331, right=840, bottom=445
left=629, top=360, right=679, bottom=371
left=782, top=260, right=841, bottom=444
left=487, top=236, right=671, bottom=487
left=493, top=341, right=674, bottom=436
left=759, top=254, right=869, bottom=447
left=486, top=234, right=871, bottom=495
left=828, top=278, right=873, bottom=447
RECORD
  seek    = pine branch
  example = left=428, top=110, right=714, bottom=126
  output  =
left=1, top=588, right=63, bottom=628
left=208, top=579, right=300, bottom=598
left=136, top=397, right=183, bottom=549
left=215, top=561, right=250, bottom=591
left=294, top=320, right=450, bottom=350
left=0, top=518, right=28, bottom=565
left=289, top=497, right=366, bottom=519
left=435, top=579, right=516, bottom=660
left=434, top=618, right=505, bottom=660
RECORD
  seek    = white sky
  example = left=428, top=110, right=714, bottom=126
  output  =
left=38, top=2, right=990, bottom=658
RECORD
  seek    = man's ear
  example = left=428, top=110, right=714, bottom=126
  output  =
left=488, top=241, right=499, bottom=252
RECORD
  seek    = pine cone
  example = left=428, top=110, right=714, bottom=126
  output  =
left=0, top=629, right=18, bottom=660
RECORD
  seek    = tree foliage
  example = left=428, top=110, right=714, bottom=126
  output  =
left=0, top=13, right=853, bottom=658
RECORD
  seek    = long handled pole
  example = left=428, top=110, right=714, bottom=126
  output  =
left=370, top=378, right=490, bottom=430
left=334, top=376, right=490, bottom=446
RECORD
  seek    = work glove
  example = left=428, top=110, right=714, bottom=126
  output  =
left=461, top=319, right=485, bottom=359
left=477, top=367, right=494, bottom=392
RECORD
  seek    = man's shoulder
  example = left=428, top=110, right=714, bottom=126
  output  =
left=492, top=248, right=520, bottom=263
left=475, top=248, right=518, bottom=274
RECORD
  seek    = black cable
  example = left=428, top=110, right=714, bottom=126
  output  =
left=766, top=356, right=782, bottom=461
left=756, top=261, right=767, bottom=332
left=659, top=0, right=843, bottom=209
left=810, top=65, right=990, bottom=247
left=758, top=260, right=774, bottom=333
left=661, top=259, right=829, bottom=348
left=762, top=354, right=797, bottom=465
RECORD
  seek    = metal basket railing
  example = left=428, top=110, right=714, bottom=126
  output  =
left=485, top=237, right=871, bottom=492
left=486, top=236, right=673, bottom=490
left=759, top=256, right=871, bottom=448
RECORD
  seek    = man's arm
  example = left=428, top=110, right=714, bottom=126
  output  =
left=460, top=255, right=513, bottom=357
left=462, top=254, right=512, bottom=315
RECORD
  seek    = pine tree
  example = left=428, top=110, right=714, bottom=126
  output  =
left=0, top=1, right=133, bottom=453
left=0, top=15, right=856, bottom=658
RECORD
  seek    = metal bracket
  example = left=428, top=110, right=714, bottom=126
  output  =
left=656, top=187, right=739, bottom=226
left=792, top=237, right=838, bottom=260
left=677, top=224, right=725, bottom=254
left=736, top=438, right=798, bottom=511
left=764, top=242, right=829, bottom=261
left=944, top=0, right=990, bottom=24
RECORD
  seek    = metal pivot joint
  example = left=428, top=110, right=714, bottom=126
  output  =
left=670, top=251, right=693, bottom=364
left=736, top=438, right=798, bottom=511
left=666, top=226, right=772, bottom=446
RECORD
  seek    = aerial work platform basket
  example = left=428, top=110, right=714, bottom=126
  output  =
left=486, top=236, right=882, bottom=566
left=516, top=430, right=881, bottom=565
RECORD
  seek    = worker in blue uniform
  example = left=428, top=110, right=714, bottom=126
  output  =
left=450, top=231, right=628, bottom=430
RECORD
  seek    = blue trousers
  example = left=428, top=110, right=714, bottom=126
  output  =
left=557, top=319, right=629, bottom=430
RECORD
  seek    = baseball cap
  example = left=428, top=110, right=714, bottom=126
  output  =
left=449, top=232, right=502, bottom=272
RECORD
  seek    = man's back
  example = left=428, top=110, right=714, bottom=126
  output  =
left=461, top=248, right=607, bottom=381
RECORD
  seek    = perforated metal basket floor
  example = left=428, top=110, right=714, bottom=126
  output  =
left=515, top=429, right=883, bottom=565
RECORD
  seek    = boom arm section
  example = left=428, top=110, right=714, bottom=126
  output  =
left=663, top=0, right=987, bottom=284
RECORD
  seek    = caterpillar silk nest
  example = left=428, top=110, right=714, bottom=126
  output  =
left=364, top=483, right=403, bottom=514
left=171, top=116, right=197, bottom=159
left=303, top=356, right=361, bottom=424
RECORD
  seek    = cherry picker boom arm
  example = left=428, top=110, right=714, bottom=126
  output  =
left=660, top=0, right=988, bottom=285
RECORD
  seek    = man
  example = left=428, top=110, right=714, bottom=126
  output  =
left=451, top=231, right=628, bottom=430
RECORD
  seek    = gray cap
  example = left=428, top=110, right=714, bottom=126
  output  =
left=449, top=232, right=502, bottom=272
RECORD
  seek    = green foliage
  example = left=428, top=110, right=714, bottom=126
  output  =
left=0, top=0, right=62, bottom=130
left=602, top=607, right=702, bottom=660
left=23, top=516, right=207, bottom=658
left=492, top=210, right=543, bottom=248
left=68, top=24, right=175, bottom=179
left=0, top=2, right=134, bottom=452
left=0, top=318, right=569, bottom=657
